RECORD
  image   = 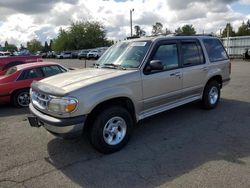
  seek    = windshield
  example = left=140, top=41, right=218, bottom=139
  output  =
left=97, top=40, right=151, bottom=69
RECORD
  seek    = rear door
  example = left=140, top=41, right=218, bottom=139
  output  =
left=141, top=40, right=183, bottom=113
left=181, top=39, right=207, bottom=99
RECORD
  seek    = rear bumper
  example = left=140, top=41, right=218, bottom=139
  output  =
left=28, top=104, right=86, bottom=138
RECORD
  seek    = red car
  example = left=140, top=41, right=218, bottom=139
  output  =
left=0, top=55, right=43, bottom=76
left=0, top=62, right=68, bottom=107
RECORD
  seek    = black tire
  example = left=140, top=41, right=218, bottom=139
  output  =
left=12, top=89, right=30, bottom=108
left=202, top=80, right=220, bottom=109
left=89, top=106, right=134, bottom=154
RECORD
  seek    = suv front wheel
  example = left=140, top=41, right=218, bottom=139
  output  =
left=202, top=80, right=220, bottom=109
left=89, top=106, right=134, bottom=154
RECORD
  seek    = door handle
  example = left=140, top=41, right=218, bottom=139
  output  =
left=170, top=72, right=181, bottom=77
left=202, top=67, right=208, bottom=71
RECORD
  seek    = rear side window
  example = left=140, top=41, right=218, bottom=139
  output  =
left=18, top=68, right=43, bottom=80
left=5, top=67, right=17, bottom=75
left=203, top=39, right=228, bottom=62
left=181, top=41, right=204, bottom=67
left=41, top=65, right=65, bottom=77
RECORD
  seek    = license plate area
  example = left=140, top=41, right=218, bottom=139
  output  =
left=27, top=115, right=42, bottom=127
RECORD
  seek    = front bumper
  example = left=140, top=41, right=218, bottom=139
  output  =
left=28, top=103, right=86, bottom=138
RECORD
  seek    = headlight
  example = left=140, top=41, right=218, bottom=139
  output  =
left=48, top=97, right=78, bottom=114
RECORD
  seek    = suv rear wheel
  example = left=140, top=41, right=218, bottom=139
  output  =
left=202, top=80, right=220, bottom=109
left=89, top=106, right=133, bottom=154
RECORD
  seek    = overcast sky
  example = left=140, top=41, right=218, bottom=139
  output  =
left=0, top=0, right=250, bottom=47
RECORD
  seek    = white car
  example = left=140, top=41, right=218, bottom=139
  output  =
left=0, top=51, right=11, bottom=56
left=56, top=52, right=72, bottom=59
left=86, top=49, right=105, bottom=59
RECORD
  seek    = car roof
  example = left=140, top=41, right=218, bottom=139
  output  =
left=126, top=35, right=218, bottom=43
left=15, top=62, right=61, bottom=71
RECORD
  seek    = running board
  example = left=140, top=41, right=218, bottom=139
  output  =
left=138, top=96, right=201, bottom=121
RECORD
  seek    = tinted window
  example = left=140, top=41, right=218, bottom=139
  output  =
left=41, top=65, right=64, bottom=77
left=181, top=41, right=204, bottom=66
left=18, top=68, right=43, bottom=80
left=152, top=43, right=179, bottom=70
left=203, top=39, right=228, bottom=62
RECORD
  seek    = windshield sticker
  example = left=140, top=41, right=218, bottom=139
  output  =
left=131, top=42, right=147, bottom=47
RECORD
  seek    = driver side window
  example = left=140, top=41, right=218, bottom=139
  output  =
left=152, top=43, right=179, bottom=70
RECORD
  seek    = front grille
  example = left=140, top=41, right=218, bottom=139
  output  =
left=31, top=90, right=51, bottom=110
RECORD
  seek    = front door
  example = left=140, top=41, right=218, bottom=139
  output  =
left=141, top=41, right=182, bottom=115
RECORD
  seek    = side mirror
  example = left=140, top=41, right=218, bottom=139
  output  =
left=145, top=60, right=164, bottom=73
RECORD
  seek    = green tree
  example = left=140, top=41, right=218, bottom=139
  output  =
left=237, top=20, right=250, bottom=36
left=27, top=39, right=43, bottom=54
left=152, top=22, right=163, bottom=35
left=52, top=28, right=71, bottom=52
left=43, top=41, right=50, bottom=52
left=221, top=23, right=236, bottom=37
left=134, top=25, right=146, bottom=37
left=4, top=41, right=8, bottom=47
left=49, top=39, right=53, bottom=51
left=165, top=28, right=172, bottom=35
left=175, top=25, right=196, bottom=35
left=3, top=41, right=18, bottom=52
left=52, top=21, right=110, bottom=51
left=4, top=44, right=18, bottom=52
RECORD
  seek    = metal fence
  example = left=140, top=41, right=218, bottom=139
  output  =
left=221, top=36, right=250, bottom=58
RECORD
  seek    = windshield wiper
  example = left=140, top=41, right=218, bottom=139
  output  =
left=102, top=63, right=126, bottom=70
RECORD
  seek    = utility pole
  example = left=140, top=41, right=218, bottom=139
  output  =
left=130, top=9, right=134, bottom=37
left=227, top=23, right=230, bottom=53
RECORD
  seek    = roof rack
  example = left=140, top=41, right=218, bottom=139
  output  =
left=174, top=33, right=214, bottom=37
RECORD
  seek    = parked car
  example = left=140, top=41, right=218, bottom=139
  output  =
left=56, top=51, right=72, bottom=59
left=0, top=51, right=11, bottom=56
left=78, top=49, right=90, bottom=59
left=0, top=55, right=43, bottom=76
left=28, top=36, right=231, bottom=153
left=71, top=51, right=79, bottom=59
left=86, top=49, right=104, bottom=59
left=47, top=51, right=56, bottom=58
left=0, top=62, right=68, bottom=107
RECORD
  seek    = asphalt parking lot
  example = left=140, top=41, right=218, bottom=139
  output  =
left=0, top=59, right=250, bottom=188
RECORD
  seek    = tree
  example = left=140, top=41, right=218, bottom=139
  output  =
left=49, top=39, right=53, bottom=51
left=165, top=28, right=172, bottom=35
left=4, top=41, right=8, bottom=47
left=3, top=41, right=17, bottom=52
left=27, top=39, right=43, bottom=54
left=152, top=22, right=163, bottom=35
left=4, top=44, right=17, bottom=52
left=237, top=20, right=250, bottom=36
left=52, top=20, right=110, bottom=51
left=175, top=25, right=196, bottom=35
left=221, top=23, right=236, bottom=37
left=20, top=44, right=25, bottom=51
left=43, top=41, right=50, bottom=52
left=134, top=25, right=146, bottom=37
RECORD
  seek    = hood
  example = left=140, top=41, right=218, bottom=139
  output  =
left=34, top=68, right=137, bottom=95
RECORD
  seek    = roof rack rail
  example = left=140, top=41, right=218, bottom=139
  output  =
left=174, top=33, right=214, bottom=37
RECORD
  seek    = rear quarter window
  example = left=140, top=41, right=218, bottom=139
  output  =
left=203, top=39, right=228, bottom=62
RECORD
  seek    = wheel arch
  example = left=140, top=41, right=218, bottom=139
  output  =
left=84, top=97, right=136, bottom=132
left=205, top=75, right=222, bottom=89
